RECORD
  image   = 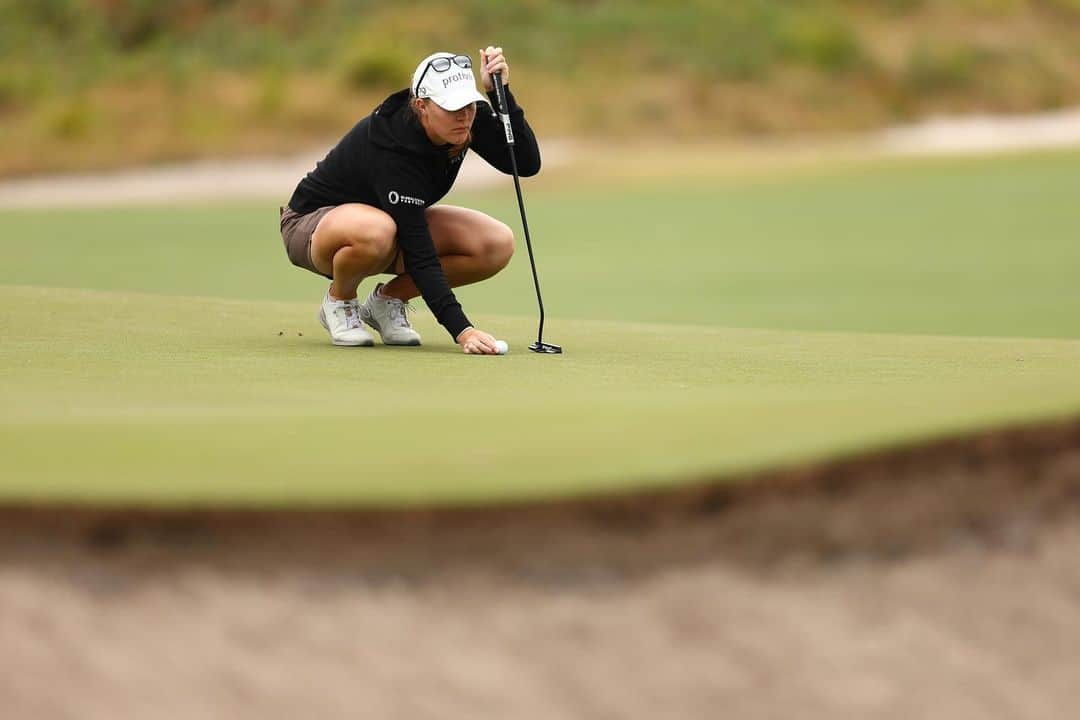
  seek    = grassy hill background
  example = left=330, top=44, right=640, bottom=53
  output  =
left=2, top=0, right=1080, bottom=177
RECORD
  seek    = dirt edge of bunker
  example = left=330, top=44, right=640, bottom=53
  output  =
left=2, top=416, right=1079, bottom=581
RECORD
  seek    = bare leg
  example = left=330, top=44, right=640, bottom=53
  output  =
left=310, top=204, right=398, bottom=300
left=379, top=205, right=514, bottom=301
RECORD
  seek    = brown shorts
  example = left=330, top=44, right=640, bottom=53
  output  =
left=280, top=205, right=334, bottom=279
left=279, top=205, right=401, bottom=279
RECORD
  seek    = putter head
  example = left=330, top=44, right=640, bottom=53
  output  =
left=529, top=341, right=563, bottom=354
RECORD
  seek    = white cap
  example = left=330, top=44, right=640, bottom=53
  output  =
left=411, top=52, right=489, bottom=111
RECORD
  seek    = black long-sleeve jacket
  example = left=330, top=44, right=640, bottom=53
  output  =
left=288, top=86, right=541, bottom=339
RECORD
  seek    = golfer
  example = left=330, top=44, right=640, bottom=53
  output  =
left=280, top=47, right=540, bottom=354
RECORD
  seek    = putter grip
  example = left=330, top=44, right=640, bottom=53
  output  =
left=492, top=72, right=515, bottom=146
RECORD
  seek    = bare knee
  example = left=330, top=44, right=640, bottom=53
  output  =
left=346, top=214, right=396, bottom=261
left=315, top=210, right=396, bottom=269
left=483, top=221, right=515, bottom=271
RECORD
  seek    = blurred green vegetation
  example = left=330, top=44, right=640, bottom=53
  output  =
left=1, top=0, right=1079, bottom=175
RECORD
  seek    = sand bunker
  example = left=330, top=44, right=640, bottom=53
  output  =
left=2, top=419, right=1078, bottom=719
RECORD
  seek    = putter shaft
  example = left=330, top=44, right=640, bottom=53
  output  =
left=491, top=72, right=562, bottom=354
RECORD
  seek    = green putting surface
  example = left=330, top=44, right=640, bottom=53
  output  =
left=2, top=149, right=1079, bottom=506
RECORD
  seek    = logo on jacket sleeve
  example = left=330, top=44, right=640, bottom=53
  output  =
left=388, top=190, right=425, bottom=207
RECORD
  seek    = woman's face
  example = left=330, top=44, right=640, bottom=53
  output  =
left=418, top=100, right=476, bottom=146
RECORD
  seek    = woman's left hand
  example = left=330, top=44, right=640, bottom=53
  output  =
left=479, top=46, right=509, bottom=92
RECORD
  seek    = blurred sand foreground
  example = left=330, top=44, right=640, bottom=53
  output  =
left=1, top=420, right=1078, bottom=719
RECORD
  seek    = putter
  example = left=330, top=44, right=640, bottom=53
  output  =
left=491, top=71, right=562, bottom=354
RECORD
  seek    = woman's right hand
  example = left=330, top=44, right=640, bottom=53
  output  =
left=457, top=327, right=500, bottom=355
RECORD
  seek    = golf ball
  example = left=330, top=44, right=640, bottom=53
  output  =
left=495, top=340, right=509, bottom=355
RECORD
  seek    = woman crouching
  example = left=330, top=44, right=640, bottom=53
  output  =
left=280, top=46, right=540, bottom=354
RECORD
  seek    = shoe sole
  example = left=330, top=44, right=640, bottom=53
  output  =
left=361, top=308, right=422, bottom=347
left=318, top=307, right=375, bottom=347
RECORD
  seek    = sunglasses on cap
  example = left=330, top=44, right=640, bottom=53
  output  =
left=414, top=54, right=472, bottom=97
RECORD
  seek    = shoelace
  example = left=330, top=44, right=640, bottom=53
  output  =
left=387, top=298, right=415, bottom=328
left=336, top=301, right=363, bottom=330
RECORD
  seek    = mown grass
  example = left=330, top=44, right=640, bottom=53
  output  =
left=1, top=149, right=1078, bottom=506
left=3, top=286, right=1079, bottom=506
left=3, top=148, right=1078, bottom=339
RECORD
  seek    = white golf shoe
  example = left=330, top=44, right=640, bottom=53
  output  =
left=317, top=291, right=375, bottom=347
left=360, top=283, right=422, bottom=346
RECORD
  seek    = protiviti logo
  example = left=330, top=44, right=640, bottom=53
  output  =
left=388, top=190, right=425, bottom=207
left=442, top=70, right=472, bottom=88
